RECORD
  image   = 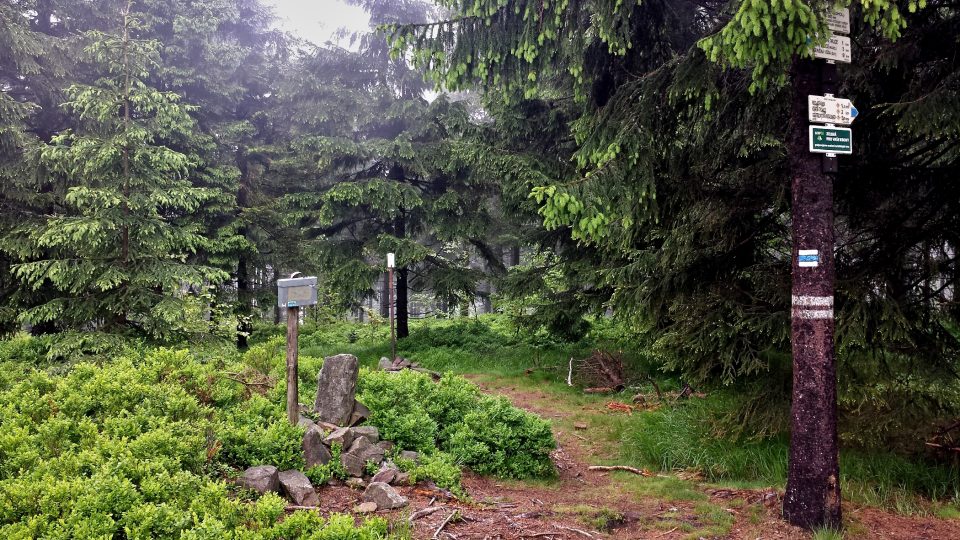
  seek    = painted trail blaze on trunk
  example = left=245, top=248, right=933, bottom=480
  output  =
left=782, top=58, right=842, bottom=530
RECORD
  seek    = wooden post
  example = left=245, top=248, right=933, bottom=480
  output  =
left=389, top=267, right=396, bottom=362
left=286, top=306, right=299, bottom=425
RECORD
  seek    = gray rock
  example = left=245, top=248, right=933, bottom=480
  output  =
left=362, top=482, right=408, bottom=510
left=341, top=437, right=373, bottom=477
left=237, top=465, right=279, bottom=494
left=376, top=440, right=394, bottom=453
left=346, top=477, right=366, bottom=489
left=323, top=426, right=354, bottom=449
left=278, top=470, right=319, bottom=506
left=341, top=436, right=386, bottom=477
left=355, top=501, right=378, bottom=513
left=349, top=400, right=370, bottom=426
left=399, top=450, right=420, bottom=463
left=297, top=415, right=317, bottom=430
left=371, top=467, right=398, bottom=484
left=394, top=472, right=411, bottom=485
left=351, top=426, right=380, bottom=443
left=392, top=357, right=412, bottom=369
left=378, top=357, right=395, bottom=371
left=313, top=353, right=359, bottom=425
left=303, top=426, right=332, bottom=467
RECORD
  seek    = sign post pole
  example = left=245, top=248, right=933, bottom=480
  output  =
left=286, top=305, right=299, bottom=426
left=276, top=274, right=318, bottom=426
left=783, top=10, right=849, bottom=528
left=387, top=253, right=396, bottom=362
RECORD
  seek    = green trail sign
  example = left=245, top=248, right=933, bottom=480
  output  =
left=808, top=126, right=852, bottom=155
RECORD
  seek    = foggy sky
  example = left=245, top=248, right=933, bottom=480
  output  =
left=268, top=0, right=370, bottom=45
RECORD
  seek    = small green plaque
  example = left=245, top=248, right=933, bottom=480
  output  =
left=809, top=126, right=852, bottom=154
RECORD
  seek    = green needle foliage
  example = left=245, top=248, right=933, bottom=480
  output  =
left=390, top=0, right=960, bottom=449
left=6, top=4, right=227, bottom=340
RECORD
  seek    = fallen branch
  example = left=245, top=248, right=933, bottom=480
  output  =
left=433, top=511, right=458, bottom=539
left=567, top=357, right=574, bottom=386
left=925, top=442, right=960, bottom=453
left=588, top=465, right=652, bottom=477
left=655, top=526, right=679, bottom=537
left=553, top=524, right=594, bottom=538
left=409, top=506, right=443, bottom=522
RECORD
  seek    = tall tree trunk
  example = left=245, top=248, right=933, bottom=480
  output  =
left=397, top=266, right=409, bottom=339
left=235, top=147, right=252, bottom=349
left=782, top=58, right=842, bottom=530
left=236, top=253, right=251, bottom=349
left=380, top=272, right=390, bottom=318
left=393, top=203, right=409, bottom=339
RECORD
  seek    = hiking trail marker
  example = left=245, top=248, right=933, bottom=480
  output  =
left=808, top=95, right=858, bottom=125
left=809, top=126, right=853, bottom=155
left=825, top=8, right=850, bottom=34
left=813, top=35, right=852, bottom=63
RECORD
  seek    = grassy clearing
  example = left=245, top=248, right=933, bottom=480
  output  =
left=258, top=316, right=960, bottom=517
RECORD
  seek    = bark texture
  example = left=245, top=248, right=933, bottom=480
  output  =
left=782, top=58, right=842, bottom=530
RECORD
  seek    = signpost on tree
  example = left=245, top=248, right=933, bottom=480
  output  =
left=278, top=274, right=318, bottom=425
left=783, top=7, right=854, bottom=530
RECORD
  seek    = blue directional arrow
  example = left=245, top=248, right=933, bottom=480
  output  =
left=850, top=105, right=859, bottom=119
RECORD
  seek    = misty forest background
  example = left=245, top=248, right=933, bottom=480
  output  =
left=1, top=0, right=959, bottom=484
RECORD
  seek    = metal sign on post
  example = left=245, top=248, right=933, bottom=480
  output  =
left=808, top=95, right=858, bottom=125
left=277, top=276, right=318, bottom=308
left=809, top=126, right=853, bottom=154
left=277, top=274, right=317, bottom=425
left=813, top=35, right=852, bottom=63
left=825, top=8, right=850, bottom=34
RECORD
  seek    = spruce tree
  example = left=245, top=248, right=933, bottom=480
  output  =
left=8, top=1, right=227, bottom=339
left=269, top=0, right=500, bottom=337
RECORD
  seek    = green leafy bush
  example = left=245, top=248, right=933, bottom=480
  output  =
left=0, top=347, right=391, bottom=538
left=358, top=370, right=555, bottom=479
left=446, top=396, right=556, bottom=478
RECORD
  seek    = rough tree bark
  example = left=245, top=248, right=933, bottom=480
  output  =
left=782, top=58, right=842, bottom=530
left=235, top=147, right=253, bottom=350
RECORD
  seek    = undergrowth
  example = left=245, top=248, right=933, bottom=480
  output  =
left=0, top=329, right=557, bottom=537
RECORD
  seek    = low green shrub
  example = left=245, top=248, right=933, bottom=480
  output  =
left=395, top=452, right=463, bottom=496
left=358, top=370, right=555, bottom=479
left=0, top=346, right=395, bottom=538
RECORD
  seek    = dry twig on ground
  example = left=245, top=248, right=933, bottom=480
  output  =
left=588, top=465, right=652, bottom=476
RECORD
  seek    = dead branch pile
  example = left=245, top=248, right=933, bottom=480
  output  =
left=573, top=350, right=626, bottom=391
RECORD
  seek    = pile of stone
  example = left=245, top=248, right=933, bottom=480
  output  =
left=377, top=356, right=441, bottom=380
left=237, top=353, right=421, bottom=512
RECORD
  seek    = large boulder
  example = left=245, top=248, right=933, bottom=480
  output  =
left=362, top=482, right=408, bottom=510
left=303, top=425, right=332, bottom=467
left=278, top=470, right=319, bottom=506
left=313, top=354, right=359, bottom=425
left=378, top=357, right=394, bottom=371
left=238, top=465, right=279, bottom=494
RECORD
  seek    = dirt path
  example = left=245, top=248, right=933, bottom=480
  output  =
left=314, top=374, right=960, bottom=539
